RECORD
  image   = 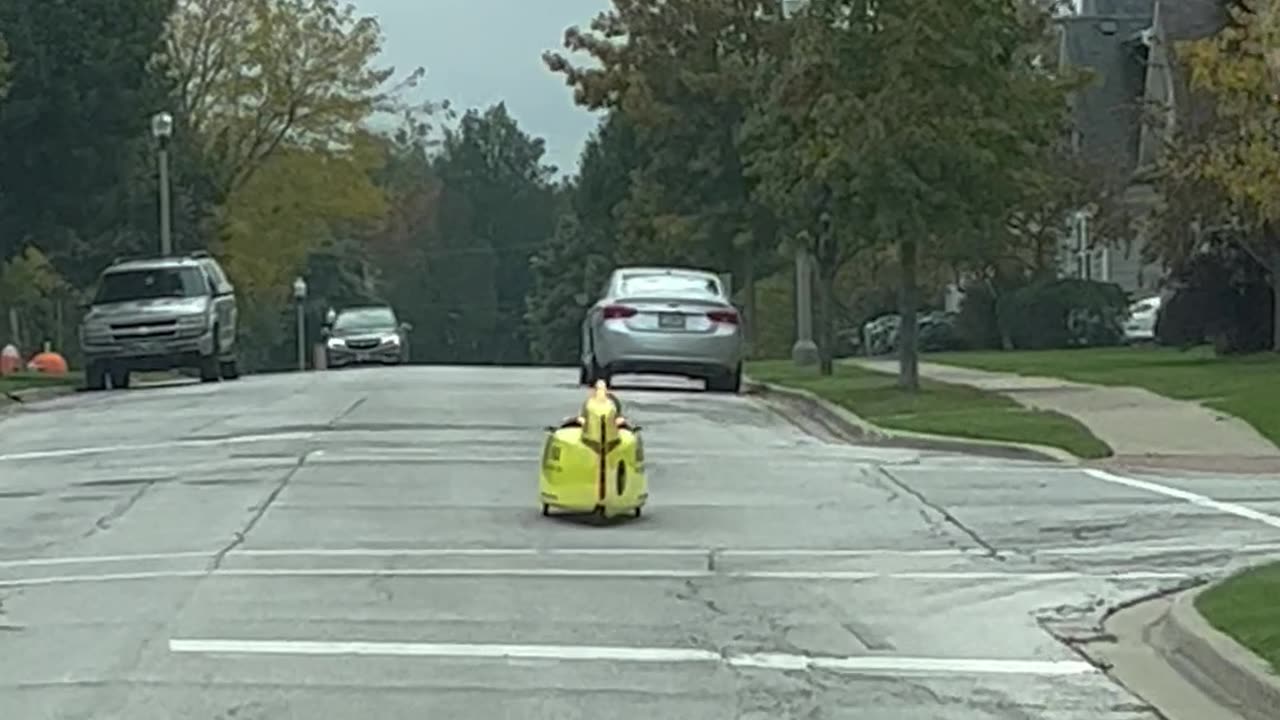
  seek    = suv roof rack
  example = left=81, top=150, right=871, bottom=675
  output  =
left=188, top=250, right=211, bottom=259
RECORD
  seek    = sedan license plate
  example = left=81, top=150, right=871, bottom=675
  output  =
left=356, top=352, right=371, bottom=362
left=658, top=313, right=685, bottom=329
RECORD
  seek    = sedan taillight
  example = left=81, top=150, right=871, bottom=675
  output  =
left=603, top=305, right=638, bottom=320
left=707, top=309, right=739, bottom=324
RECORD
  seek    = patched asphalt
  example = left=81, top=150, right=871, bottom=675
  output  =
left=1, top=366, right=1277, bottom=719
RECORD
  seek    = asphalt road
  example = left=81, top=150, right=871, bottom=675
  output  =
left=2, top=366, right=1279, bottom=719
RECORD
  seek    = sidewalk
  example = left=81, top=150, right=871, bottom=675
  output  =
left=849, top=359, right=1280, bottom=471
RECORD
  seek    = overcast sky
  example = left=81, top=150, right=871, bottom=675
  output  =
left=350, top=0, right=611, bottom=175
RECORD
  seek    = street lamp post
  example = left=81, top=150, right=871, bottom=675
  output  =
left=151, top=112, right=175, bottom=256
left=779, top=0, right=819, bottom=366
left=791, top=246, right=819, bottom=365
left=293, top=277, right=308, bottom=372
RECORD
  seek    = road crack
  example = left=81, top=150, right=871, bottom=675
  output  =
left=83, top=480, right=156, bottom=537
left=208, top=451, right=312, bottom=571
left=872, top=466, right=1003, bottom=559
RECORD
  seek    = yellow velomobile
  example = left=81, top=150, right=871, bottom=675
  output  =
left=539, top=380, right=648, bottom=519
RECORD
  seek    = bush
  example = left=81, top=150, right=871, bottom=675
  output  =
left=1157, top=248, right=1274, bottom=354
left=996, top=279, right=1127, bottom=350
left=955, top=282, right=1003, bottom=350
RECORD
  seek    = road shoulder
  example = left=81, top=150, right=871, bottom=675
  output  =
left=744, top=376, right=1081, bottom=463
left=864, top=356, right=1280, bottom=464
left=1076, top=577, right=1280, bottom=720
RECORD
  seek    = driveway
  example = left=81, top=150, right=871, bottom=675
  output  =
left=0, top=367, right=1276, bottom=718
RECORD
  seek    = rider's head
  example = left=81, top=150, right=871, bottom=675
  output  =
left=581, top=380, right=620, bottom=443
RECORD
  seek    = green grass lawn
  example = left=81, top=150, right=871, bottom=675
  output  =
left=927, top=346, right=1280, bottom=449
left=746, top=360, right=1111, bottom=459
left=1196, top=562, right=1280, bottom=674
left=0, top=371, right=82, bottom=396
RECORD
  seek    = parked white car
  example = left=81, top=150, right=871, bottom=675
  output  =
left=1124, top=295, right=1162, bottom=342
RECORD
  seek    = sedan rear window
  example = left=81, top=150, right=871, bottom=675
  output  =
left=621, top=274, right=721, bottom=298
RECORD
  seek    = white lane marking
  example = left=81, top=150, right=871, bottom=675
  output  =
left=0, top=567, right=1191, bottom=588
left=0, top=432, right=315, bottom=462
left=1034, top=542, right=1280, bottom=557
left=0, top=551, right=212, bottom=569
left=1083, top=468, right=1280, bottom=530
left=0, top=570, right=209, bottom=588
left=235, top=547, right=975, bottom=559
left=0, top=546, right=978, bottom=571
left=167, top=638, right=1097, bottom=676
left=7, top=541, right=1266, bottom=571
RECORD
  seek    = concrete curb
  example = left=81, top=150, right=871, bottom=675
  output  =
left=744, top=378, right=1079, bottom=463
left=1, top=384, right=79, bottom=413
left=1156, top=584, right=1280, bottom=720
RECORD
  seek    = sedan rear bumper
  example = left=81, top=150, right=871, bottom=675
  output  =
left=594, top=324, right=742, bottom=375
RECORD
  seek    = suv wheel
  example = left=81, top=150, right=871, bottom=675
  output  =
left=109, top=367, right=131, bottom=390
left=85, top=361, right=108, bottom=391
left=220, top=356, right=241, bottom=380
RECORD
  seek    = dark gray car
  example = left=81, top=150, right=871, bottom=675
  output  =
left=79, top=252, right=240, bottom=390
left=323, top=306, right=411, bottom=367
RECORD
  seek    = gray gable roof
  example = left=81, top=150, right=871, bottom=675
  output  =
left=1059, top=0, right=1227, bottom=184
left=1061, top=14, right=1153, bottom=179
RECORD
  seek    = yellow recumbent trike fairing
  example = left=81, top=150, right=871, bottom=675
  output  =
left=539, top=381, right=648, bottom=520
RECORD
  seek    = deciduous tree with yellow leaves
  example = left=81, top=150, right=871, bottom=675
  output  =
left=162, top=0, right=411, bottom=366
left=1168, top=0, right=1280, bottom=350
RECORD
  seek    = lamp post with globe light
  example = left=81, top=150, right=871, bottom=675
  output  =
left=293, top=277, right=308, bottom=372
left=151, top=111, right=175, bottom=256
left=777, top=0, right=819, bottom=366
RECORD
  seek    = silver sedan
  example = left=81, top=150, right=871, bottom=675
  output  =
left=579, top=267, right=744, bottom=392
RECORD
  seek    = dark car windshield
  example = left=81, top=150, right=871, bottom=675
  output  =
left=333, top=307, right=398, bottom=332
left=94, top=267, right=208, bottom=304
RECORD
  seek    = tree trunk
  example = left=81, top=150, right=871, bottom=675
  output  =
left=743, top=245, right=757, bottom=357
left=818, top=266, right=835, bottom=375
left=897, top=237, right=920, bottom=391
left=1271, top=249, right=1280, bottom=353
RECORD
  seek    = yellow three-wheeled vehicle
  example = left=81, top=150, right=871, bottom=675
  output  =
left=539, top=381, right=648, bottom=520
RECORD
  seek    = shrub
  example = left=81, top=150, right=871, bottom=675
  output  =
left=996, top=279, right=1127, bottom=350
left=1157, top=246, right=1274, bottom=354
left=955, top=282, right=1003, bottom=350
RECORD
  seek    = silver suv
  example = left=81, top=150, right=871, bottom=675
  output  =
left=79, top=252, right=240, bottom=390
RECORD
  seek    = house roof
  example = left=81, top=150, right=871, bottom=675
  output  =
left=1061, top=14, right=1153, bottom=179
left=1059, top=0, right=1227, bottom=184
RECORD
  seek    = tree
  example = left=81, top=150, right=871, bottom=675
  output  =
left=0, top=0, right=174, bottom=285
left=526, top=212, right=612, bottom=364
left=162, top=0, right=405, bottom=198
left=1167, top=0, right=1280, bottom=350
left=522, top=112, right=639, bottom=364
left=756, top=0, right=1070, bottom=387
left=218, top=133, right=387, bottom=368
left=545, top=0, right=789, bottom=341
left=0, top=34, right=10, bottom=100
left=427, top=104, right=557, bottom=364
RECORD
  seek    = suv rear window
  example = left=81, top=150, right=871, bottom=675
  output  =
left=621, top=274, right=721, bottom=298
left=95, top=267, right=208, bottom=304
